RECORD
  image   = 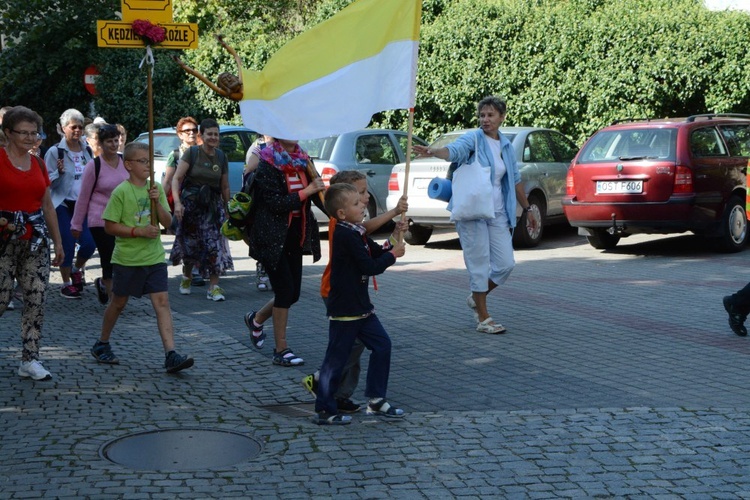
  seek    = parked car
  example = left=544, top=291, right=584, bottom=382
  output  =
left=386, top=127, right=579, bottom=246
left=562, top=113, right=750, bottom=252
left=299, top=129, right=428, bottom=223
left=134, top=125, right=259, bottom=194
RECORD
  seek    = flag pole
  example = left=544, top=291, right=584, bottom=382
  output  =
left=399, top=107, right=415, bottom=243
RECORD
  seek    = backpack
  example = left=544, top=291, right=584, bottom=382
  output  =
left=221, top=171, right=256, bottom=242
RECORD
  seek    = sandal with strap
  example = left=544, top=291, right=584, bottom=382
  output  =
left=273, top=348, right=304, bottom=367
left=312, top=411, right=352, bottom=425
left=476, top=317, right=507, bottom=334
left=244, top=311, right=266, bottom=349
left=366, top=398, right=405, bottom=418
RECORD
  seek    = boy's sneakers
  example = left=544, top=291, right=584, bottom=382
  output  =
left=94, top=277, right=109, bottom=305
left=301, top=373, right=317, bottom=397
left=71, top=270, right=85, bottom=292
left=179, top=277, right=192, bottom=295
left=273, top=348, right=304, bottom=367
left=165, top=350, right=194, bottom=373
left=366, top=398, right=405, bottom=418
left=207, top=286, right=226, bottom=301
left=60, top=284, right=81, bottom=299
left=312, top=411, right=352, bottom=425
left=244, top=311, right=266, bottom=349
left=18, top=360, right=52, bottom=381
left=336, top=398, right=361, bottom=414
left=91, top=340, right=119, bottom=364
left=191, top=269, right=205, bottom=286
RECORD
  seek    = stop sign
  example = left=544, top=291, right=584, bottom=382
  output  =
left=84, top=65, right=100, bottom=95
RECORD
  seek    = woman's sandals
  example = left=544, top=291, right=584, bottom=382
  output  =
left=476, top=317, right=507, bottom=334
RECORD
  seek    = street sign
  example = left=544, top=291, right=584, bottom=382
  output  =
left=84, top=66, right=100, bottom=95
left=121, top=0, right=172, bottom=23
left=97, top=20, right=198, bottom=49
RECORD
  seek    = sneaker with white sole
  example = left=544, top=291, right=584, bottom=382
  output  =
left=179, top=277, right=192, bottom=295
left=207, top=286, right=225, bottom=301
left=18, top=360, right=52, bottom=381
left=60, top=284, right=81, bottom=299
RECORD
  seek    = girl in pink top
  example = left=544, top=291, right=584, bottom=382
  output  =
left=71, top=124, right=129, bottom=304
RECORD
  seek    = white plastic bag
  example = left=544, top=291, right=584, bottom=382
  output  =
left=450, top=134, right=494, bottom=221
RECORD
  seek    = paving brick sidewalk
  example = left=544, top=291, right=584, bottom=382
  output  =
left=2, top=229, right=750, bottom=497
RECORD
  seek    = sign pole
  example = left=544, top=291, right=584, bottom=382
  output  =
left=147, top=67, right=156, bottom=225
left=97, top=0, right=199, bottom=227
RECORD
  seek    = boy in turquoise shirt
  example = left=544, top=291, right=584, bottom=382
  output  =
left=91, top=142, right=194, bottom=373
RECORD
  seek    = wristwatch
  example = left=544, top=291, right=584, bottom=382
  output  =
left=522, top=206, right=531, bottom=213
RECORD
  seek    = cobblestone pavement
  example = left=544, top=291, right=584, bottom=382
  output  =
left=2, top=226, right=750, bottom=498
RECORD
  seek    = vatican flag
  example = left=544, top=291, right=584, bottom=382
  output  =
left=239, top=0, right=422, bottom=140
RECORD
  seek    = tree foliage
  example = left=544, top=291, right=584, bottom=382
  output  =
left=3, top=0, right=750, bottom=148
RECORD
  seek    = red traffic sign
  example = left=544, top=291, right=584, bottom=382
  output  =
left=84, top=65, right=100, bottom=95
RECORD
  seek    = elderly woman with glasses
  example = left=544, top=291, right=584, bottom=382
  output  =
left=43, top=109, right=97, bottom=299
left=0, top=106, right=64, bottom=381
left=71, top=124, right=129, bottom=307
left=163, top=116, right=201, bottom=209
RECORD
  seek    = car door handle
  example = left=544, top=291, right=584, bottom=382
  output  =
left=366, top=170, right=376, bottom=177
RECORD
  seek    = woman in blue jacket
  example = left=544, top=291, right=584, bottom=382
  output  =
left=414, top=96, right=537, bottom=334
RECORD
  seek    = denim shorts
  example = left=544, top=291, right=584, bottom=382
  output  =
left=112, top=262, right=168, bottom=298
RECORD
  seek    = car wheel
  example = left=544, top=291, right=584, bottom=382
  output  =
left=586, top=229, right=620, bottom=249
left=513, top=194, right=545, bottom=248
left=404, top=223, right=433, bottom=245
left=715, top=195, right=748, bottom=253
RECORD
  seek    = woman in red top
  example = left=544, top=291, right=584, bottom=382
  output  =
left=0, top=106, right=64, bottom=381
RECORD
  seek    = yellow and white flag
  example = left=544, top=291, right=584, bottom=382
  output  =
left=240, top=0, right=422, bottom=140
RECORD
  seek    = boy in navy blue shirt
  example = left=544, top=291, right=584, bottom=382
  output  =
left=313, top=183, right=406, bottom=425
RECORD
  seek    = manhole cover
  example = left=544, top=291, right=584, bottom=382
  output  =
left=100, top=428, right=262, bottom=471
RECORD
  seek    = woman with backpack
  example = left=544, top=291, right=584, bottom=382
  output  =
left=43, top=109, right=97, bottom=299
left=71, top=124, right=129, bottom=305
left=170, top=118, right=233, bottom=301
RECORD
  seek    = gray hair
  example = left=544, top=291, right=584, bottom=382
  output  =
left=476, top=96, right=507, bottom=117
left=58, top=108, right=84, bottom=128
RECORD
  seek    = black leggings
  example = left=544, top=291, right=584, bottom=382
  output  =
left=265, top=218, right=303, bottom=309
left=89, top=227, right=116, bottom=280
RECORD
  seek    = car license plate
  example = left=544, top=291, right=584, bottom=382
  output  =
left=596, top=180, right=642, bottom=194
left=413, top=178, right=431, bottom=190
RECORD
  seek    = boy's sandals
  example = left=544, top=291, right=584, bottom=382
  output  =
left=312, top=412, right=352, bottom=425
left=273, top=348, right=304, bottom=367
left=366, top=398, right=405, bottom=418
left=476, top=317, right=507, bottom=335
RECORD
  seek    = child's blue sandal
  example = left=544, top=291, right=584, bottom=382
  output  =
left=312, top=412, right=352, bottom=425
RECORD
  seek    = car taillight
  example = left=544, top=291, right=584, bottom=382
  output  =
left=566, top=168, right=575, bottom=195
left=320, top=167, right=337, bottom=188
left=388, top=172, right=400, bottom=192
left=673, top=165, right=693, bottom=194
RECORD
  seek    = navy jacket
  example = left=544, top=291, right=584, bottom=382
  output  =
left=326, top=223, right=396, bottom=317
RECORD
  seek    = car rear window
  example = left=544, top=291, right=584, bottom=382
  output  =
left=135, top=133, right=180, bottom=158
left=299, top=136, right=337, bottom=160
left=578, top=128, right=677, bottom=163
